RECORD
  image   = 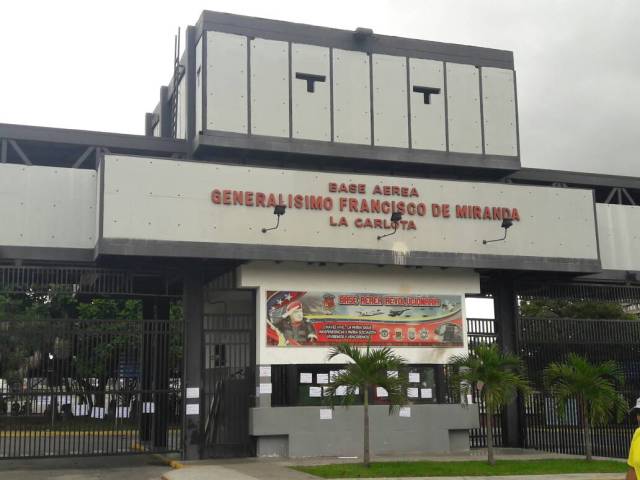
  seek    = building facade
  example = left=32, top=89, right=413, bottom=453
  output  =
left=1, top=11, right=640, bottom=460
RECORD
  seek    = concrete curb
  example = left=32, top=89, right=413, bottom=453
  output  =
left=129, top=441, right=185, bottom=471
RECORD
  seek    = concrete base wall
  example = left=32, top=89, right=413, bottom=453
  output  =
left=250, top=403, right=478, bottom=457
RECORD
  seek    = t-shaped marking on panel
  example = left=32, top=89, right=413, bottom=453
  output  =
left=412, top=86, right=441, bottom=104
left=295, top=73, right=327, bottom=93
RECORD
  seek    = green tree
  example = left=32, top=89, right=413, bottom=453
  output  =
left=544, top=353, right=627, bottom=461
left=520, top=299, right=635, bottom=320
left=449, top=344, right=531, bottom=465
left=323, top=344, right=408, bottom=468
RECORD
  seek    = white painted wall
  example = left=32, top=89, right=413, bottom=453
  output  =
left=332, top=48, right=371, bottom=145
left=482, top=67, right=518, bottom=156
left=250, top=38, right=289, bottom=138
left=446, top=63, right=482, bottom=154
left=410, top=58, right=446, bottom=151
left=291, top=43, right=330, bottom=141
left=176, top=75, right=186, bottom=140
left=206, top=31, right=248, bottom=134
left=237, top=261, right=479, bottom=365
left=199, top=29, right=519, bottom=158
left=372, top=54, right=408, bottom=148
left=0, top=164, right=96, bottom=249
left=596, top=203, right=640, bottom=271
left=101, top=155, right=599, bottom=261
left=195, top=37, right=203, bottom=135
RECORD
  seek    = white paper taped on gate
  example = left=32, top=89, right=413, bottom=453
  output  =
left=408, top=372, right=420, bottom=383
left=407, top=387, right=419, bottom=398
left=376, top=387, right=388, bottom=398
left=309, top=386, right=322, bottom=398
left=186, top=387, right=200, bottom=399
left=336, top=385, right=347, bottom=396
left=399, top=407, right=411, bottom=418
left=259, top=365, right=272, bottom=377
left=91, top=407, right=105, bottom=419
left=186, top=403, right=200, bottom=415
left=316, top=373, right=329, bottom=384
left=300, top=373, right=313, bottom=384
left=116, top=407, right=129, bottom=418
left=143, top=402, right=155, bottom=414
left=320, top=408, right=333, bottom=420
left=387, top=370, right=398, bottom=378
left=73, top=405, right=88, bottom=417
left=259, top=383, right=272, bottom=394
left=421, top=388, right=433, bottom=399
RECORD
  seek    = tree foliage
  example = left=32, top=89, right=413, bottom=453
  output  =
left=544, top=353, right=627, bottom=461
left=449, top=344, right=531, bottom=465
left=520, top=299, right=635, bottom=320
left=324, top=343, right=408, bottom=467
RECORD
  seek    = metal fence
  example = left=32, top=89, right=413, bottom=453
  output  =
left=466, top=317, right=503, bottom=449
left=0, top=316, right=183, bottom=458
left=519, top=315, right=639, bottom=458
left=467, top=281, right=640, bottom=458
left=202, top=313, right=255, bottom=458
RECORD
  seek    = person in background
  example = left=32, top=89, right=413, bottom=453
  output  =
left=627, top=397, right=640, bottom=479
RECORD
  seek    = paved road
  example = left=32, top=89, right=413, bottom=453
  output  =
left=0, top=454, right=172, bottom=480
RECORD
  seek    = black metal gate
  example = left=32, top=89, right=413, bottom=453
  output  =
left=0, top=266, right=183, bottom=458
left=202, top=312, right=255, bottom=457
left=466, top=316, right=503, bottom=449
left=518, top=315, right=640, bottom=458
left=516, top=282, right=640, bottom=458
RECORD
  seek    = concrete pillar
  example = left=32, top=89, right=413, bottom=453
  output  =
left=159, top=86, right=171, bottom=138
left=182, top=268, right=204, bottom=460
left=492, top=275, right=523, bottom=448
left=184, top=26, right=197, bottom=146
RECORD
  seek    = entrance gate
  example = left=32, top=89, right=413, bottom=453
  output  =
left=0, top=266, right=183, bottom=458
left=468, top=282, right=640, bottom=458
left=516, top=282, right=640, bottom=458
left=202, top=311, right=255, bottom=457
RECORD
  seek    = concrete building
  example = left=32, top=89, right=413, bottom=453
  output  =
left=1, top=11, right=639, bottom=460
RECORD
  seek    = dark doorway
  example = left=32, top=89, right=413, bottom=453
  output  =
left=201, top=288, right=256, bottom=457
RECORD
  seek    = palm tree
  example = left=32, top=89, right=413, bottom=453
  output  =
left=324, top=343, right=408, bottom=467
left=544, top=353, right=627, bottom=461
left=449, top=344, right=530, bottom=466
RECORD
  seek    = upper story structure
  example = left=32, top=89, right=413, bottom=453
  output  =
left=1, top=11, right=639, bottom=283
left=147, top=11, right=519, bottom=174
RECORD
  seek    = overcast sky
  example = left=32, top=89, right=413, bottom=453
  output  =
left=1, top=1, right=638, bottom=176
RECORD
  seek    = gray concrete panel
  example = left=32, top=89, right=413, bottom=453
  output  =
left=250, top=404, right=478, bottom=457
left=97, top=238, right=602, bottom=273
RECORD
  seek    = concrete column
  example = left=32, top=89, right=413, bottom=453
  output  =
left=140, top=298, right=155, bottom=442
left=153, top=297, right=171, bottom=447
left=159, top=86, right=171, bottom=138
left=182, top=268, right=204, bottom=460
left=492, top=275, right=522, bottom=448
left=144, top=112, right=155, bottom=136
left=184, top=26, right=197, bottom=147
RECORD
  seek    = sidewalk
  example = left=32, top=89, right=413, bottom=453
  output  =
left=160, top=449, right=628, bottom=480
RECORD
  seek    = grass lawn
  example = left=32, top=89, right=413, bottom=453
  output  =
left=293, top=459, right=628, bottom=478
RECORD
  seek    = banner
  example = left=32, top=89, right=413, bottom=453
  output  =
left=266, top=291, right=463, bottom=347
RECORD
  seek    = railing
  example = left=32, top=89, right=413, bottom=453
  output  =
left=0, top=317, right=183, bottom=458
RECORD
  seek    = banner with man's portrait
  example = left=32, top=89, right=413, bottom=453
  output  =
left=266, top=291, right=464, bottom=347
